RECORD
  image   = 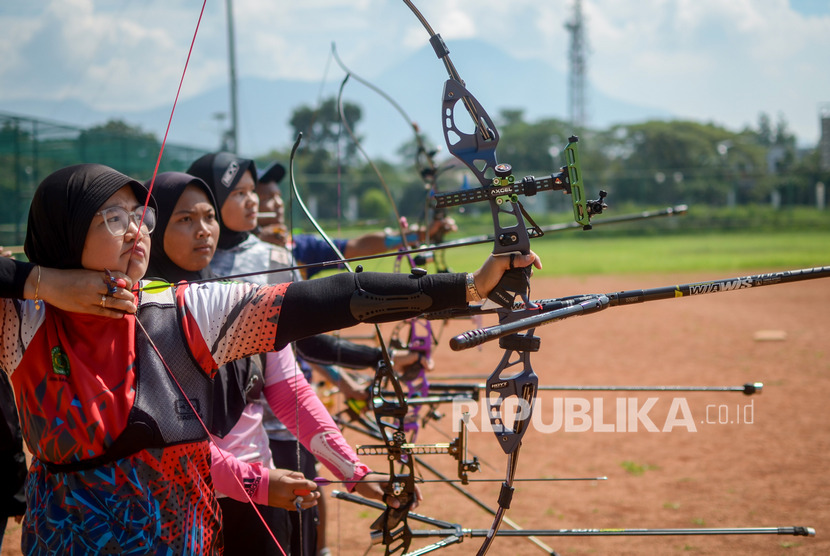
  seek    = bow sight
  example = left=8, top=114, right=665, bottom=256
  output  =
left=433, top=137, right=607, bottom=308
left=433, top=137, right=606, bottom=231
left=428, top=49, right=606, bottom=310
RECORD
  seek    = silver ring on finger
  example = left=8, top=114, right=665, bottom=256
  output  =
left=101, top=295, right=107, bottom=308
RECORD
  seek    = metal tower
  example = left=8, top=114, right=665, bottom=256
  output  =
left=565, top=0, right=588, bottom=129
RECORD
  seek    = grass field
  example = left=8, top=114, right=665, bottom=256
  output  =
left=347, top=230, right=830, bottom=277
left=6, top=227, right=827, bottom=278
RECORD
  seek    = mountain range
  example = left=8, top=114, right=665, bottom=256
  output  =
left=1, top=39, right=673, bottom=163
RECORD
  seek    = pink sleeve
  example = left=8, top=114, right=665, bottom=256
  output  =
left=209, top=443, right=271, bottom=506
left=264, top=376, right=371, bottom=490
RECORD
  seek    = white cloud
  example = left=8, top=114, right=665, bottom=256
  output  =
left=0, top=0, right=827, bottom=145
left=582, top=0, right=830, bottom=142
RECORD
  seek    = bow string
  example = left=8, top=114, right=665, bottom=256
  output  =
left=289, top=132, right=423, bottom=553
left=127, top=1, right=288, bottom=554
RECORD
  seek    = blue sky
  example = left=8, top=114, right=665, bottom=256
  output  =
left=1, top=0, right=828, bottom=147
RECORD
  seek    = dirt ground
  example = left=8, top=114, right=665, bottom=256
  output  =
left=3, top=270, right=829, bottom=555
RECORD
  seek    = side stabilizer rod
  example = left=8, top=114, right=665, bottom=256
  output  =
left=332, top=490, right=815, bottom=539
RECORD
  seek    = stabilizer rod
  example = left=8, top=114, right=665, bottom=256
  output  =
left=448, top=266, right=830, bottom=350
left=428, top=382, right=763, bottom=395
left=334, top=490, right=815, bottom=539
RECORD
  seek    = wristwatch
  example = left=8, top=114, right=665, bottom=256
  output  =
left=465, top=272, right=483, bottom=303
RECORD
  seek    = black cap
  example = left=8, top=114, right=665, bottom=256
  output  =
left=258, top=162, right=286, bottom=185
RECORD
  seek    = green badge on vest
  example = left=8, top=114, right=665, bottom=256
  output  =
left=51, top=346, right=70, bottom=376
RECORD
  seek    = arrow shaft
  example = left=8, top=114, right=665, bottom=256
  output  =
left=407, top=526, right=815, bottom=538
left=427, top=383, right=762, bottom=394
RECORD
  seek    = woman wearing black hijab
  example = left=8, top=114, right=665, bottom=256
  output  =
left=144, top=171, right=218, bottom=283
left=186, top=152, right=407, bottom=555
left=186, top=152, right=299, bottom=283
left=0, top=163, right=538, bottom=555
left=143, top=171, right=255, bottom=445
left=145, top=171, right=301, bottom=554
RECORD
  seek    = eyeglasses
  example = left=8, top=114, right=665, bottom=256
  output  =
left=95, top=206, right=156, bottom=237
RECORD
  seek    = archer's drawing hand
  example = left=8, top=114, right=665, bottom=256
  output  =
left=28, top=267, right=137, bottom=318
left=269, top=469, right=320, bottom=511
left=470, top=251, right=542, bottom=302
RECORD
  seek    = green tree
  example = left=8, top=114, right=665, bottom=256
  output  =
left=755, top=112, right=773, bottom=147
left=595, top=120, right=766, bottom=206
left=82, top=120, right=157, bottom=141
left=76, top=119, right=161, bottom=177
left=289, top=97, right=361, bottom=166
left=495, top=110, right=573, bottom=173
left=359, top=188, right=392, bottom=220
left=287, top=97, right=365, bottom=220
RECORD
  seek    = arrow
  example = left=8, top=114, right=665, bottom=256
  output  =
left=427, top=382, right=763, bottom=395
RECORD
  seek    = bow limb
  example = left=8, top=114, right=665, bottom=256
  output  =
left=331, top=42, right=429, bottom=168
left=335, top=72, right=412, bottom=251
left=288, top=133, right=345, bottom=268
left=476, top=323, right=540, bottom=556
left=331, top=43, right=446, bottom=245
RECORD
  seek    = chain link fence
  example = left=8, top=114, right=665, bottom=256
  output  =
left=0, top=112, right=209, bottom=248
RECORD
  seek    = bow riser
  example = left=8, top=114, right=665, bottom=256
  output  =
left=485, top=344, right=539, bottom=455
left=441, top=79, right=500, bottom=187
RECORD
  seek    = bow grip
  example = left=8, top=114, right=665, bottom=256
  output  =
left=488, top=265, right=531, bottom=308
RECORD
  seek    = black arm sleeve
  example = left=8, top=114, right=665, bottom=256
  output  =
left=0, top=258, right=35, bottom=299
left=275, top=271, right=465, bottom=349
left=294, top=334, right=382, bottom=369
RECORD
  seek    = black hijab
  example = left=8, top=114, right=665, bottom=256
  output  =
left=186, top=152, right=257, bottom=250
left=144, top=171, right=260, bottom=437
left=24, top=164, right=153, bottom=268
left=144, top=172, right=217, bottom=283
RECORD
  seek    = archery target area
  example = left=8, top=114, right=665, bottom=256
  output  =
left=325, top=272, right=828, bottom=556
